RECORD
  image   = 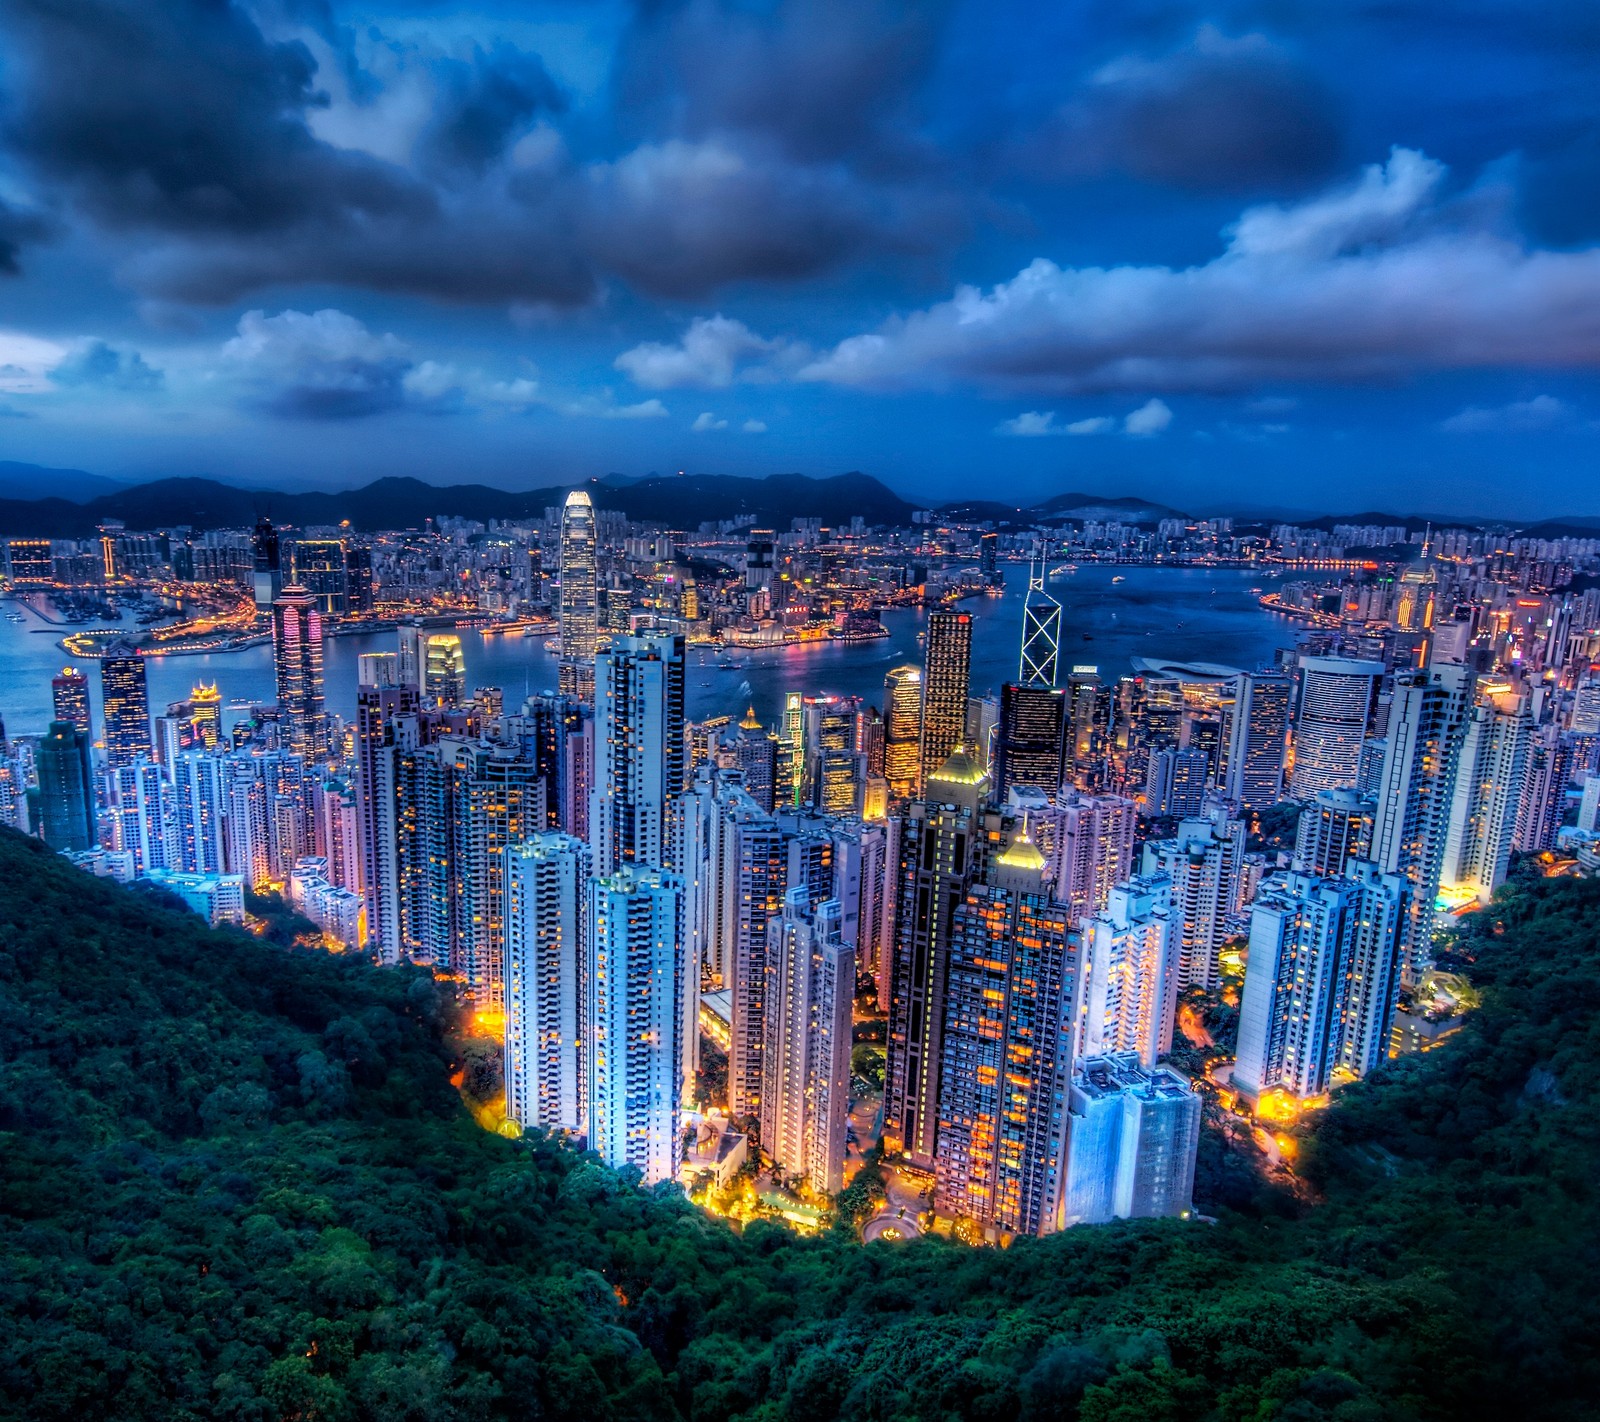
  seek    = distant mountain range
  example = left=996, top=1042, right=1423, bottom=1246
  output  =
left=0, top=470, right=919, bottom=536
left=0, top=462, right=1588, bottom=536
left=0, top=460, right=128, bottom=504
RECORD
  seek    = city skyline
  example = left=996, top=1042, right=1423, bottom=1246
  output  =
left=1, top=5, right=1599, bottom=515
left=2, top=6, right=1600, bottom=1416
left=1, top=489, right=1597, bottom=1254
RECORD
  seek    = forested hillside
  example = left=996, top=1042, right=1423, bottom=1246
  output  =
left=2, top=826, right=1597, bottom=1421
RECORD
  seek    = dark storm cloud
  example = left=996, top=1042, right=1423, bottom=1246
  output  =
left=0, top=0, right=957, bottom=305
left=615, top=0, right=950, bottom=170
left=1, top=0, right=422, bottom=234
left=417, top=42, right=567, bottom=175
left=0, top=0, right=596, bottom=304
left=1020, top=29, right=1343, bottom=191
left=50, top=341, right=163, bottom=391
left=579, top=139, right=962, bottom=299
left=0, top=199, right=51, bottom=275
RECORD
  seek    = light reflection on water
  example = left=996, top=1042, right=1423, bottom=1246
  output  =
left=0, top=564, right=1296, bottom=738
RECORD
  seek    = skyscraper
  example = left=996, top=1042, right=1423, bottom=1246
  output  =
left=683, top=714, right=733, bottom=790
left=354, top=677, right=420, bottom=965
left=190, top=682, right=222, bottom=750
left=1064, top=668, right=1112, bottom=790
left=995, top=682, right=1066, bottom=800
left=271, top=585, right=328, bottom=758
left=1061, top=1054, right=1200, bottom=1226
left=1233, top=863, right=1408, bottom=1103
left=1293, top=787, right=1375, bottom=876
left=677, top=768, right=788, bottom=1114
left=252, top=516, right=281, bottom=610
left=1042, top=789, right=1137, bottom=924
left=422, top=634, right=466, bottom=708
left=1369, top=665, right=1472, bottom=981
left=935, top=833, right=1076, bottom=1236
left=1141, top=809, right=1245, bottom=992
left=289, top=538, right=349, bottom=616
left=504, top=692, right=586, bottom=833
left=1441, top=682, right=1531, bottom=904
left=1144, top=746, right=1210, bottom=818
left=171, top=750, right=229, bottom=875
left=882, top=665, right=923, bottom=799
left=357, top=653, right=399, bottom=690
left=800, top=694, right=864, bottom=815
left=1290, top=657, right=1383, bottom=798
left=1514, top=724, right=1576, bottom=854
left=1227, top=671, right=1291, bottom=809
left=729, top=706, right=778, bottom=812
left=885, top=745, right=1006, bottom=1169
left=1018, top=556, right=1062, bottom=688
left=759, top=889, right=854, bottom=1194
left=36, top=721, right=96, bottom=851
left=504, top=833, right=591, bottom=1136
left=589, top=632, right=685, bottom=878
left=100, top=642, right=153, bottom=770
left=106, top=758, right=169, bottom=874
left=51, top=667, right=89, bottom=733
left=1078, top=875, right=1179, bottom=1067
left=588, top=863, right=683, bottom=1185
left=396, top=622, right=424, bottom=691
left=778, top=692, right=804, bottom=810
left=418, top=737, right=544, bottom=1008
left=558, top=489, right=599, bottom=703
left=919, top=610, right=973, bottom=793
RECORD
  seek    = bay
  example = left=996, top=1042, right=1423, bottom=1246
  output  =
left=0, top=565, right=1297, bottom=740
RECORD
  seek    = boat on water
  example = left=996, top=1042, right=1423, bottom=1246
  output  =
left=1111, top=575, right=1126, bottom=584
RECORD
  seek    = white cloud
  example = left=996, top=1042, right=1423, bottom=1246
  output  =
left=222, top=308, right=408, bottom=371
left=791, top=149, right=1600, bottom=395
left=996, top=410, right=1134, bottom=437
left=692, top=411, right=728, bottom=431
left=0, top=330, right=69, bottom=394
left=1441, top=394, right=1569, bottom=433
left=616, top=314, right=796, bottom=390
left=997, top=410, right=1060, bottom=436
left=221, top=308, right=413, bottom=418
left=401, top=360, right=462, bottom=403
left=601, top=398, right=670, bottom=420
left=741, top=418, right=768, bottom=434
left=1124, top=398, right=1173, bottom=436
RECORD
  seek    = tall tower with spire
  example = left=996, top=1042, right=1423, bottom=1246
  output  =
left=557, top=489, right=599, bottom=703
left=1019, top=551, right=1062, bottom=688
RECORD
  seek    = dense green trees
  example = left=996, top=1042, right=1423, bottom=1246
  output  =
left=3, top=826, right=1599, bottom=1420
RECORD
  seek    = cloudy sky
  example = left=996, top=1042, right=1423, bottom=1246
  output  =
left=1, top=0, right=1598, bottom=516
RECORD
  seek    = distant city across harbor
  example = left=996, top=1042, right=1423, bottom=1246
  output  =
left=0, top=563, right=1292, bottom=740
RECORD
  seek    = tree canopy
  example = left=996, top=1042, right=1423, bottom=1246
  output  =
left=2, top=826, right=1598, bottom=1421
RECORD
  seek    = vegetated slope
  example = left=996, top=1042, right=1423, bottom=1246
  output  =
left=2, top=826, right=1597, bottom=1422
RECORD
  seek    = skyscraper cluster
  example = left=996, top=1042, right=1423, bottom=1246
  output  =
left=11, top=494, right=1600, bottom=1244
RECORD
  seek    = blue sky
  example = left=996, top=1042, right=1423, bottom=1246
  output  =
left=1, top=0, right=1598, bottom=517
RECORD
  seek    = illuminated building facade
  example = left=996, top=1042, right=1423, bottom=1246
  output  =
left=934, top=834, right=1076, bottom=1237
